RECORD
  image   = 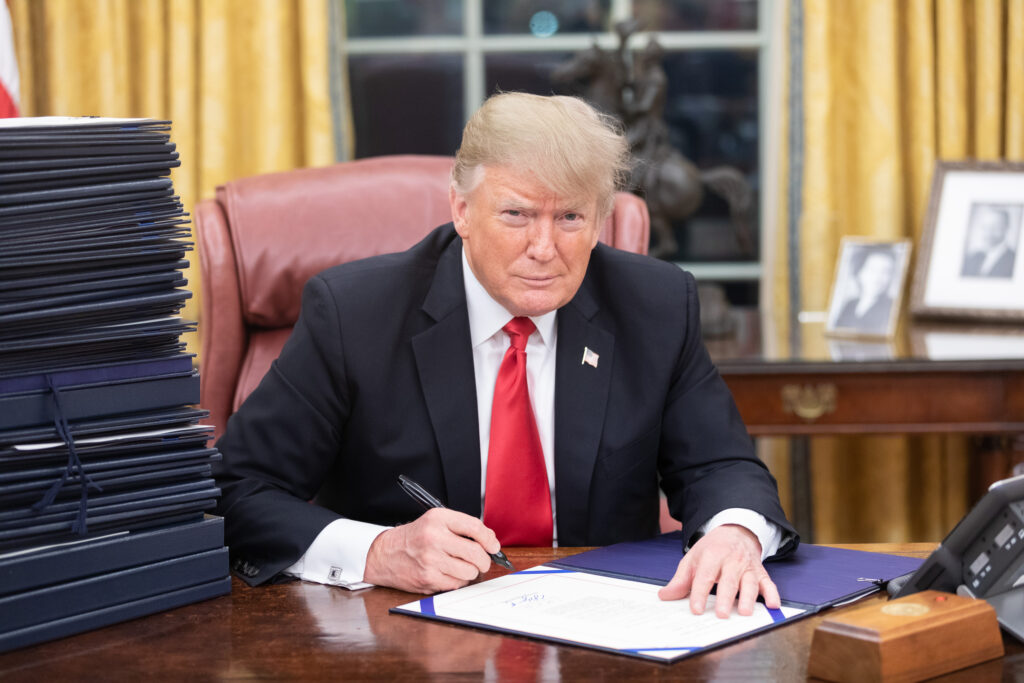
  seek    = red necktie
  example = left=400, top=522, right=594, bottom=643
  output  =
left=483, top=317, right=553, bottom=546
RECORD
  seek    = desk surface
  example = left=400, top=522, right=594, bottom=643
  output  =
left=2, top=544, right=1021, bottom=681
left=707, top=309, right=1024, bottom=370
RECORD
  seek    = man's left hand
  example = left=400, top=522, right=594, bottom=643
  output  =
left=657, top=524, right=779, bottom=618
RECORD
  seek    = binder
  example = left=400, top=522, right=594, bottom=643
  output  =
left=0, top=406, right=207, bottom=446
left=0, top=198, right=183, bottom=231
left=0, top=159, right=178, bottom=185
left=0, top=516, right=224, bottom=596
left=0, top=464, right=214, bottom=509
left=0, top=447, right=219, bottom=485
left=0, top=370, right=200, bottom=430
left=0, top=497, right=217, bottom=549
left=0, top=151, right=179, bottom=171
left=0, top=420, right=209, bottom=459
left=0, top=486, right=220, bottom=533
left=0, top=576, right=230, bottom=653
left=0, top=142, right=176, bottom=161
left=0, top=548, right=228, bottom=632
left=0, top=260, right=190, bottom=292
left=0, top=479, right=217, bottom=523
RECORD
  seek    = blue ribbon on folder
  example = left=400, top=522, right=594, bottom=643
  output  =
left=30, top=375, right=103, bottom=534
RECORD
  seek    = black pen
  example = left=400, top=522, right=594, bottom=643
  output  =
left=397, top=474, right=514, bottom=570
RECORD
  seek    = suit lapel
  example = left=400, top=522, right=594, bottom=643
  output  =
left=412, top=237, right=481, bottom=516
left=554, top=278, right=614, bottom=545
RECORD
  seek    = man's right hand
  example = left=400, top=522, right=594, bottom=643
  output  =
left=363, top=508, right=501, bottom=593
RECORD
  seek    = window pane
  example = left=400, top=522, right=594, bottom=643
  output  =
left=483, top=0, right=610, bottom=35
left=633, top=0, right=758, bottom=31
left=485, top=52, right=574, bottom=96
left=346, top=0, right=462, bottom=38
left=486, top=48, right=759, bottom=263
left=659, top=50, right=759, bottom=262
left=349, top=55, right=464, bottom=158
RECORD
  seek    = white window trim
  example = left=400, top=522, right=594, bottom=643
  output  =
left=343, top=0, right=779, bottom=286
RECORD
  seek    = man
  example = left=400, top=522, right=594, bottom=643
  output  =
left=214, top=93, right=796, bottom=619
left=962, top=205, right=1018, bottom=279
left=832, top=248, right=897, bottom=335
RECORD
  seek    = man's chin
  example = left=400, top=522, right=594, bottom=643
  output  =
left=505, top=293, right=569, bottom=318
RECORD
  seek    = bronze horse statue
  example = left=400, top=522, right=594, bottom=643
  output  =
left=552, top=24, right=753, bottom=260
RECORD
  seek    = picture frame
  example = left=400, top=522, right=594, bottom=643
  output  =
left=825, top=237, right=911, bottom=339
left=910, top=161, right=1024, bottom=321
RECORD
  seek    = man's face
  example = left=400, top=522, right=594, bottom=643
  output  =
left=975, top=208, right=1009, bottom=249
left=857, top=253, right=895, bottom=298
left=450, top=165, right=602, bottom=317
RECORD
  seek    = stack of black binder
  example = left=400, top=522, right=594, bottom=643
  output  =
left=0, top=117, right=230, bottom=653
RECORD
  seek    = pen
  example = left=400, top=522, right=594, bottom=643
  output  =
left=397, top=474, right=514, bottom=570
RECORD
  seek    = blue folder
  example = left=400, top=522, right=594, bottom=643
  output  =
left=0, top=547, right=227, bottom=632
left=551, top=531, right=924, bottom=610
left=0, top=516, right=224, bottom=596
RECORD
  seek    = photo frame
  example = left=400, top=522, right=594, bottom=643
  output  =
left=825, top=238, right=911, bottom=339
left=910, top=161, right=1024, bottom=321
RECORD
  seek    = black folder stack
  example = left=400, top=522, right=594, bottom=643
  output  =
left=0, top=117, right=230, bottom=652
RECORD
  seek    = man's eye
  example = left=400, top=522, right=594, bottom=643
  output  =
left=563, top=213, right=580, bottom=221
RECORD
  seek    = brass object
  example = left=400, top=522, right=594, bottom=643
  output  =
left=552, top=20, right=753, bottom=262
left=781, top=383, right=837, bottom=421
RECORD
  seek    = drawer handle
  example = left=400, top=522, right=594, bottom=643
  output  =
left=781, top=383, right=837, bottom=421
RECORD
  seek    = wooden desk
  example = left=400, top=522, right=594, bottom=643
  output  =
left=1, top=545, right=1020, bottom=681
left=706, top=311, right=1024, bottom=537
left=708, top=311, right=1024, bottom=437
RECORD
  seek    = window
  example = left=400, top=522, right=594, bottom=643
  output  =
left=343, top=0, right=773, bottom=305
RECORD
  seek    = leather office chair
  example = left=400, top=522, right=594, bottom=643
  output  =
left=194, top=155, right=651, bottom=442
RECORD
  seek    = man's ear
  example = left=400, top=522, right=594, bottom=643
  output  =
left=450, top=185, right=470, bottom=238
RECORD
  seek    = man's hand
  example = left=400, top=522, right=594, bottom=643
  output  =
left=363, top=508, right=501, bottom=594
left=657, top=524, right=779, bottom=618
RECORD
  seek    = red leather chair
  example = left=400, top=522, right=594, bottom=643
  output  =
left=194, top=155, right=650, bottom=442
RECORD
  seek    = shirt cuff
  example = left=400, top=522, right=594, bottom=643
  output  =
left=283, top=518, right=391, bottom=589
left=699, top=508, right=784, bottom=561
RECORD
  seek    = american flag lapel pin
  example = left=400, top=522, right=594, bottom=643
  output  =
left=581, top=347, right=599, bottom=368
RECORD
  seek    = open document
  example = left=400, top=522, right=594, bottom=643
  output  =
left=392, top=566, right=805, bottom=663
left=391, top=533, right=924, bottom=662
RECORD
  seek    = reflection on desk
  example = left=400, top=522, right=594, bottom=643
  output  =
left=704, top=308, right=1024, bottom=437
left=1, top=544, right=1019, bottom=682
left=910, top=326, right=1024, bottom=361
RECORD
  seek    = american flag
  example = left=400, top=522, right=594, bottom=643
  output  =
left=581, top=347, right=599, bottom=368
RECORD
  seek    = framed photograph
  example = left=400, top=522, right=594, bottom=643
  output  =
left=910, top=161, right=1024, bottom=321
left=825, top=238, right=911, bottom=339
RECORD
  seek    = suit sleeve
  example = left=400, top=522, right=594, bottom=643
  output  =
left=657, top=270, right=798, bottom=559
left=213, top=275, right=351, bottom=585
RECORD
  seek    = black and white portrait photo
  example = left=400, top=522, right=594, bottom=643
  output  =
left=911, top=162, right=1024, bottom=321
left=827, top=239, right=911, bottom=338
left=960, top=203, right=1021, bottom=279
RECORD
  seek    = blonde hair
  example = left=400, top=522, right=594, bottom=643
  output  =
left=451, top=92, right=631, bottom=218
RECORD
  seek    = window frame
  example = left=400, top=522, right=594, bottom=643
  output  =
left=342, top=0, right=779, bottom=289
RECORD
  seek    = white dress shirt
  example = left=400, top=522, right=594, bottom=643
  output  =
left=284, top=250, right=781, bottom=588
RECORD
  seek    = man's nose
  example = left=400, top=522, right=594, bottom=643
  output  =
left=525, top=218, right=556, bottom=261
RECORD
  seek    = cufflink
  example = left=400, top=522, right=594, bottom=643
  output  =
left=327, top=566, right=345, bottom=583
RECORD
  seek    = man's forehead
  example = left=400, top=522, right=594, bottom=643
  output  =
left=476, top=165, right=595, bottom=210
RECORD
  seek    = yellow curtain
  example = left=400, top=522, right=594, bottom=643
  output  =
left=774, top=0, right=1024, bottom=542
left=7, top=0, right=336, bottom=356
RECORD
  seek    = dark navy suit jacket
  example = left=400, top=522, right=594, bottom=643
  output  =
left=214, top=224, right=796, bottom=585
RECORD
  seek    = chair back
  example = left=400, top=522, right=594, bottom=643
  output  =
left=194, top=155, right=650, bottom=440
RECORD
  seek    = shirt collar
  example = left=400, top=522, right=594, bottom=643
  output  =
left=461, top=248, right=557, bottom=348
